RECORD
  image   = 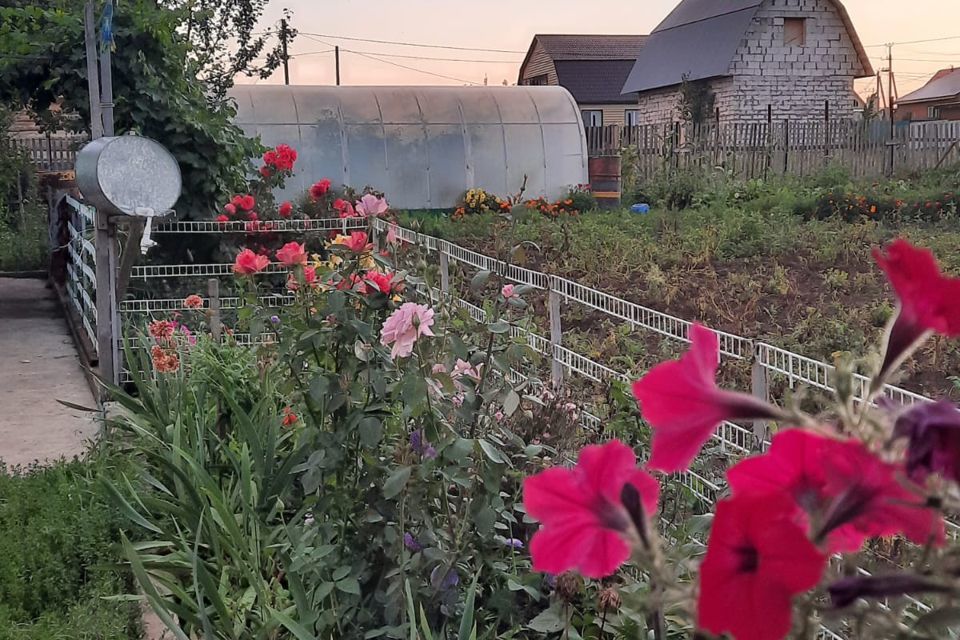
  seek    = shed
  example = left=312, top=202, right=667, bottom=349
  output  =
left=229, top=85, right=588, bottom=210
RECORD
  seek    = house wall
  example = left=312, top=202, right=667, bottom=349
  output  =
left=725, top=0, right=864, bottom=121
left=897, top=101, right=960, bottom=122
left=634, top=0, right=865, bottom=123
left=519, top=41, right=559, bottom=85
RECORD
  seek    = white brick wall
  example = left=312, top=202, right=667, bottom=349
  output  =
left=635, top=0, right=864, bottom=124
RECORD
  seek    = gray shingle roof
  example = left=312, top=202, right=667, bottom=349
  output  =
left=899, top=69, right=960, bottom=104
left=554, top=59, right=640, bottom=104
left=621, top=0, right=873, bottom=94
left=533, top=34, right=648, bottom=61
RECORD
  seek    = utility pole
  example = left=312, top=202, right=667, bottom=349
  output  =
left=100, top=0, right=115, bottom=136
left=887, top=43, right=895, bottom=174
left=83, top=2, right=104, bottom=139
left=280, top=17, right=290, bottom=85
left=335, top=46, right=341, bottom=86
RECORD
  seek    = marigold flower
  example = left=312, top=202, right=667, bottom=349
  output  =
left=183, top=295, right=203, bottom=310
left=276, top=241, right=308, bottom=267
left=233, top=248, right=270, bottom=276
left=873, top=240, right=960, bottom=380
left=894, top=400, right=960, bottom=484
left=355, top=193, right=389, bottom=218
left=727, top=429, right=944, bottom=553
left=278, top=201, right=293, bottom=218
left=310, top=178, right=332, bottom=201
left=523, top=440, right=659, bottom=579
left=631, top=324, right=784, bottom=473
left=380, top=302, right=435, bottom=359
left=698, top=493, right=827, bottom=640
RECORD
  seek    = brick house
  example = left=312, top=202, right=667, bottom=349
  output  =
left=897, top=68, right=960, bottom=122
left=518, top=34, right=648, bottom=128
left=621, top=0, right=874, bottom=124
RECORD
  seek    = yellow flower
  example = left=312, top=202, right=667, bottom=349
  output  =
left=359, top=255, right=376, bottom=270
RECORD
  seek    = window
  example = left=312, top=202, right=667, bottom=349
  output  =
left=581, top=109, right=603, bottom=127
left=784, top=18, right=806, bottom=47
left=928, top=106, right=942, bottom=120
left=625, top=109, right=640, bottom=127
left=524, top=74, right=549, bottom=86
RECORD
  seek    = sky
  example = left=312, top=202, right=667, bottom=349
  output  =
left=246, top=0, right=960, bottom=100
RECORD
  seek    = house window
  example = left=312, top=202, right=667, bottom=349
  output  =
left=625, top=109, right=640, bottom=127
left=784, top=18, right=806, bottom=47
left=524, top=74, right=549, bottom=86
left=581, top=110, right=603, bottom=127
left=928, top=106, right=942, bottom=120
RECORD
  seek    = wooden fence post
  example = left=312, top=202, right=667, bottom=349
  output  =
left=751, top=349, right=769, bottom=451
left=207, top=278, right=221, bottom=341
left=439, top=248, right=450, bottom=296
left=548, top=276, right=563, bottom=388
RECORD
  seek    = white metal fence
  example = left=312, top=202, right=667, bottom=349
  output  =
left=63, top=196, right=98, bottom=352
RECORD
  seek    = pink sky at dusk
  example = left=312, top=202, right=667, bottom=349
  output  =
left=247, top=1, right=960, bottom=99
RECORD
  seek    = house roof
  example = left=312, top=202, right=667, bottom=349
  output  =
left=531, top=34, right=649, bottom=61
left=554, top=59, right=640, bottom=104
left=899, top=68, right=960, bottom=105
left=621, top=0, right=873, bottom=94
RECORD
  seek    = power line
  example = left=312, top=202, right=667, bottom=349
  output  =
left=865, top=35, right=960, bottom=48
left=298, top=36, right=518, bottom=63
left=298, top=32, right=525, bottom=54
left=346, top=49, right=481, bottom=85
left=292, top=49, right=334, bottom=58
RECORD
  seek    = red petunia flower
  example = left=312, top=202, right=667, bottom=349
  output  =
left=894, top=400, right=960, bottom=484
left=728, top=429, right=944, bottom=553
left=523, top=440, right=659, bottom=578
left=233, top=248, right=270, bottom=276
left=698, top=493, right=827, bottom=640
left=631, top=324, right=783, bottom=473
left=364, top=271, right=395, bottom=295
left=278, top=201, right=293, bottom=218
left=310, top=179, right=332, bottom=201
left=275, top=242, right=308, bottom=267
left=873, top=240, right=960, bottom=379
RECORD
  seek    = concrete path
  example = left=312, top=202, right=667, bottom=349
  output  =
left=0, top=277, right=98, bottom=468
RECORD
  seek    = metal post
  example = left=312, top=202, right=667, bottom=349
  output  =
left=99, top=0, right=115, bottom=137
left=548, top=276, right=563, bottom=388
left=208, top=278, right=222, bottom=341
left=83, top=2, right=104, bottom=139
left=280, top=18, right=290, bottom=85
left=439, top=249, right=450, bottom=296
left=751, top=351, right=770, bottom=450
left=95, top=211, right=118, bottom=385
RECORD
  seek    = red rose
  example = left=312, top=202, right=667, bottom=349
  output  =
left=278, top=201, right=293, bottom=218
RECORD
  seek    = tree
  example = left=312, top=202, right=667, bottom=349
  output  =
left=677, top=73, right=716, bottom=126
left=0, top=1, right=258, bottom=219
left=157, top=0, right=296, bottom=100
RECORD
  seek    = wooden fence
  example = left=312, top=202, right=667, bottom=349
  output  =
left=13, top=133, right=87, bottom=173
left=588, top=120, right=960, bottom=179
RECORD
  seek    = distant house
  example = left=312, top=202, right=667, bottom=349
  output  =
left=518, top=34, right=648, bottom=128
left=621, top=0, right=874, bottom=124
left=897, top=68, right=960, bottom=121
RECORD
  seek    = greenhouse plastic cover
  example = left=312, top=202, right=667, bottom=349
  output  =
left=229, top=85, right=589, bottom=209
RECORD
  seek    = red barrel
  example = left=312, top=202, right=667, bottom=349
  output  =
left=587, top=155, right=622, bottom=209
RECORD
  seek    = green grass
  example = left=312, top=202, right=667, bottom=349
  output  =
left=0, top=460, right=141, bottom=640
left=0, top=205, right=47, bottom=272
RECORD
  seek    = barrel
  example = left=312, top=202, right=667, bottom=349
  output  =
left=587, top=155, right=622, bottom=209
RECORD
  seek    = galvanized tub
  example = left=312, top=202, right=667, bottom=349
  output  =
left=75, top=135, right=182, bottom=216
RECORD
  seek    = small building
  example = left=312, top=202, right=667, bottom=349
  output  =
left=621, top=0, right=874, bottom=124
left=897, top=68, right=960, bottom=122
left=518, top=34, right=648, bottom=128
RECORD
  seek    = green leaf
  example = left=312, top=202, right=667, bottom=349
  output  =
left=332, top=565, right=351, bottom=581
left=358, top=416, right=383, bottom=448
left=503, top=390, right=521, bottom=416
left=383, top=466, right=412, bottom=499
left=336, top=577, right=361, bottom=595
left=271, top=610, right=318, bottom=640
left=527, top=603, right=566, bottom=633
left=487, top=320, right=511, bottom=334
left=470, top=270, right=492, bottom=293
left=102, top=480, right=163, bottom=534
left=458, top=573, right=480, bottom=640
left=478, top=439, right=505, bottom=465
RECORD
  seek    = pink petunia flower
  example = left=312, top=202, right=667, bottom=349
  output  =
left=523, top=440, right=659, bottom=579
left=631, top=324, right=783, bottom=473
left=355, top=193, right=389, bottom=218
left=380, top=303, right=436, bottom=359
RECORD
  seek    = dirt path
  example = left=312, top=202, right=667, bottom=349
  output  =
left=0, top=277, right=98, bottom=467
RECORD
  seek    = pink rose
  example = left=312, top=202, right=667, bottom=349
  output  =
left=380, top=302, right=435, bottom=359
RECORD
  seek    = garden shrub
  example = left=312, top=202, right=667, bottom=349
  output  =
left=0, top=460, right=140, bottom=640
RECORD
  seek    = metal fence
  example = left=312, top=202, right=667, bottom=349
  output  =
left=63, top=196, right=98, bottom=352
left=587, top=119, right=960, bottom=179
